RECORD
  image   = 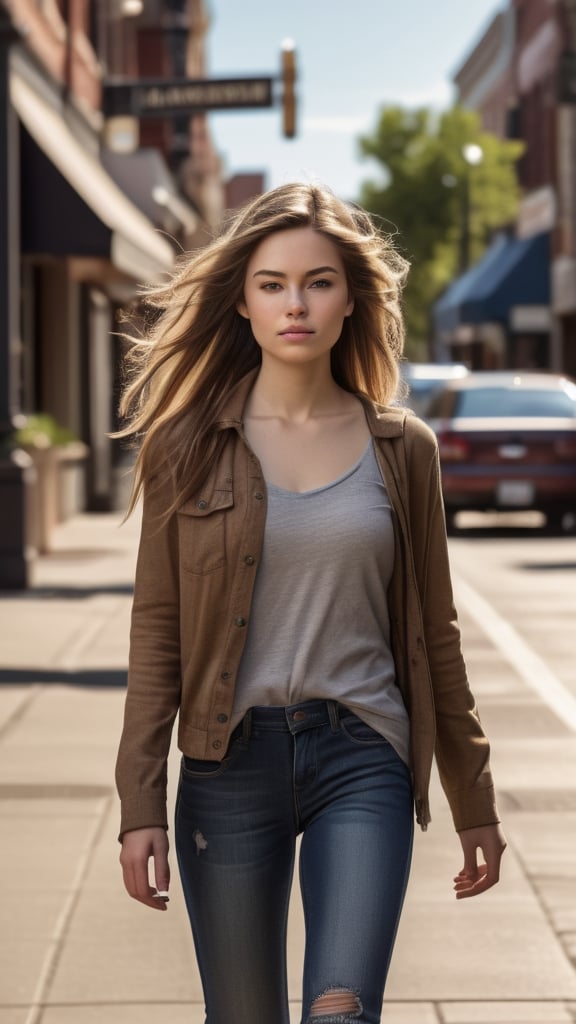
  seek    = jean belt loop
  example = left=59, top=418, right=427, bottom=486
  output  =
left=241, top=708, right=253, bottom=742
left=327, top=700, right=340, bottom=732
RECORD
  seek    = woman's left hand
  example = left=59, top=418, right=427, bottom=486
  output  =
left=454, top=823, right=507, bottom=899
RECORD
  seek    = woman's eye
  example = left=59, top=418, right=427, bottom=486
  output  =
left=261, top=282, right=281, bottom=291
left=310, top=278, right=331, bottom=288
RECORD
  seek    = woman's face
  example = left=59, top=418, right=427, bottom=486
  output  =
left=237, top=226, right=354, bottom=369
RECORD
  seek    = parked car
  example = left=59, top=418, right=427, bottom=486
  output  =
left=425, top=371, right=576, bottom=531
left=399, top=362, right=469, bottom=418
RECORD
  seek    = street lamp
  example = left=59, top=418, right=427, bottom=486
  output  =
left=459, top=143, right=483, bottom=273
left=462, top=143, right=484, bottom=167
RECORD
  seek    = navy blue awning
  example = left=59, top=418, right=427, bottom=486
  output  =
left=434, top=231, right=550, bottom=333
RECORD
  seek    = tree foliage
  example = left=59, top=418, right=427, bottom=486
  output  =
left=357, top=106, right=524, bottom=357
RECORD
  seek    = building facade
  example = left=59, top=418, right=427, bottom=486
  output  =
left=436, top=0, right=576, bottom=376
left=0, top=0, right=226, bottom=586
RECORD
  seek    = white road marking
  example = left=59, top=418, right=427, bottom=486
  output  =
left=453, top=574, right=576, bottom=733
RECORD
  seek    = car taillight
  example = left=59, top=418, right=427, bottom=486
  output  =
left=437, top=431, right=470, bottom=461
left=554, top=437, right=576, bottom=460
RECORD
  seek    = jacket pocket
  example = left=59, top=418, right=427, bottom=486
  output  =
left=177, top=489, right=234, bottom=575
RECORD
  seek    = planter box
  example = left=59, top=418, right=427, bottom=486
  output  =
left=24, top=442, right=89, bottom=553
left=57, top=441, right=89, bottom=521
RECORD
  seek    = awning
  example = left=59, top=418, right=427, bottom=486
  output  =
left=434, top=231, right=550, bottom=334
left=11, top=69, right=175, bottom=282
left=102, top=148, right=199, bottom=237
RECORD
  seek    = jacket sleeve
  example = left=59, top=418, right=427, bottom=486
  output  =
left=405, top=419, right=500, bottom=832
left=115, top=476, right=182, bottom=838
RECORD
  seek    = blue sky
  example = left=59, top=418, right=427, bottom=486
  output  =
left=206, top=0, right=504, bottom=200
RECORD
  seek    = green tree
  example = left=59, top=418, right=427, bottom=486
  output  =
left=358, top=106, right=524, bottom=357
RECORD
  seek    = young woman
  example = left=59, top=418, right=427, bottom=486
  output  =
left=115, top=182, right=506, bottom=1024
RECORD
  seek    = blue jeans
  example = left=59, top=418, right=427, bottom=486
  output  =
left=175, top=699, right=414, bottom=1024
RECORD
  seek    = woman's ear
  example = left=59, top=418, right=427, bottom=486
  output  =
left=345, top=295, right=355, bottom=317
left=236, top=298, right=249, bottom=319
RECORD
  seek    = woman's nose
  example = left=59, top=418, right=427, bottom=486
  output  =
left=286, top=288, right=307, bottom=315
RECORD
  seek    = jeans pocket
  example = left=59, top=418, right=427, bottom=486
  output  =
left=340, top=712, right=390, bottom=746
left=181, top=755, right=229, bottom=778
left=180, top=734, right=245, bottom=779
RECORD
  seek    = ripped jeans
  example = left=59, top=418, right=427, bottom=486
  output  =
left=175, top=700, right=414, bottom=1024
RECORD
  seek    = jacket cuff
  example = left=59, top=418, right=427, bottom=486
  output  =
left=450, top=784, right=501, bottom=832
left=118, top=794, right=169, bottom=842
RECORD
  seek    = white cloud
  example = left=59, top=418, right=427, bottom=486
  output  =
left=302, top=80, right=455, bottom=141
left=389, top=80, right=455, bottom=109
left=303, top=115, right=373, bottom=135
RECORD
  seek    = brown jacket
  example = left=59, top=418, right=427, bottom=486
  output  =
left=116, top=370, right=499, bottom=837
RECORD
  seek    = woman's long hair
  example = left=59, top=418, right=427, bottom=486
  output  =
left=118, top=182, right=409, bottom=514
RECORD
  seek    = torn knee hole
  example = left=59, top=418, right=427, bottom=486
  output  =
left=309, top=987, right=362, bottom=1018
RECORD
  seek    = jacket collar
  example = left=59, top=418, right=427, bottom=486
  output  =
left=214, top=368, right=407, bottom=439
left=358, top=395, right=407, bottom=438
left=214, top=368, right=259, bottom=431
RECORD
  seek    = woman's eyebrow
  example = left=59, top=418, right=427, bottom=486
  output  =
left=252, top=265, right=340, bottom=279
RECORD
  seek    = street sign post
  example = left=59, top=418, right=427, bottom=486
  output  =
left=103, top=42, right=298, bottom=139
left=281, top=40, right=296, bottom=138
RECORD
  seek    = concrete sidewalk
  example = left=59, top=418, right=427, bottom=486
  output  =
left=1, top=511, right=576, bottom=1024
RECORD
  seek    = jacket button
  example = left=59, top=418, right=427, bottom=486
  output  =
left=217, top=713, right=228, bottom=723
left=235, top=617, right=246, bottom=627
left=197, top=499, right=207, bottom=509
left=212, top=740, right=222, bottom=750
left=220, top=670, right=231, bottom=680
left=254, top=492, right=264, bottom=501
left=244, top=555, right=255, bottom=565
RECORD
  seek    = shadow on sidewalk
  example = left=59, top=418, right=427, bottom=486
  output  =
left=0, top=584, right=134, bottom=600
left=0, top=668, right=127, bottom=687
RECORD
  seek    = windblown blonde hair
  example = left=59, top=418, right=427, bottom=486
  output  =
left=118, top=182, right=409, bottom=514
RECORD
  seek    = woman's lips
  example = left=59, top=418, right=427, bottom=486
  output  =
left=279, top=329, right=314, bottom=338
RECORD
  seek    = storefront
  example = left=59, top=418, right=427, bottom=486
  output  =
left=433, top=230, right=551, bottom=368
left=1, top=46, right=176, bottom=585
left=12, top=55, right=175, bottom=509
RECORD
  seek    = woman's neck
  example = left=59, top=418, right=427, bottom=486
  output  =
left=247, top=361, right=349, bottom=424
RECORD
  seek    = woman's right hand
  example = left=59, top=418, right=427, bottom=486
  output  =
left=119, top=827, right=170, bottom=910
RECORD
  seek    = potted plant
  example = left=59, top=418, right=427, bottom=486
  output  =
left=15, top=414, right=89, bottom=552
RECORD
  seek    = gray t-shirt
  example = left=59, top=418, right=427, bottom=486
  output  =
left=233, top=439, right=410, bottom=764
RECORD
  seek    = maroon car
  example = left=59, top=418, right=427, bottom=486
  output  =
left=425, top=371, right=576, bottom=531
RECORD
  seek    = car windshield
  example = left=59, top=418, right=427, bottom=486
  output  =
left=453, top=387, right=576, bottom=419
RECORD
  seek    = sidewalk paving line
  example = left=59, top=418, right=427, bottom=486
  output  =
left=439, top=1000, right=574, bottom=1022
left=454, top=574, right=576, bottom=732
left=18, top=799, right=112, bottom=1024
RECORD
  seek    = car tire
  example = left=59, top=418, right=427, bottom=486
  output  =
left=546, top=509, right=576, bottom=534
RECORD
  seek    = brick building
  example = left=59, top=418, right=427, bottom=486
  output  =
left=0, top=0, right=227, bottom=586
left=435, top=0, right=576, bottom=376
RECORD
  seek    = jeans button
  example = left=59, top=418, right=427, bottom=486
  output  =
left=292, top=710, right=306, bottom=722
